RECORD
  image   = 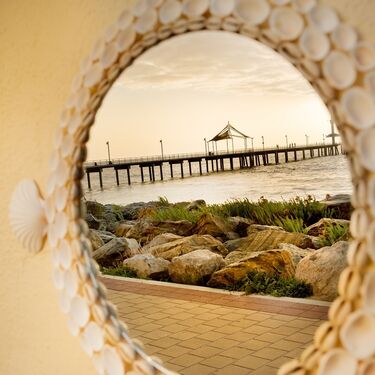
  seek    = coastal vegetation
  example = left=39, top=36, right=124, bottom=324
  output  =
left=86, top=194, right=352, bottom=301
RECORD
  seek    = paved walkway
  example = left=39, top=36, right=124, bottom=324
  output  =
left=103, top=277, right=329, bottom=375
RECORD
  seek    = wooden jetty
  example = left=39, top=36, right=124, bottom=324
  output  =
left=84, top=143, right=342, bottom=189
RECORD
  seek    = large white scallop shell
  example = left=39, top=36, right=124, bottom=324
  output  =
left=351, top=42, right=375, bottom=72
left=322, top=51, right=357, bottom=90
left=340, top=310, right=375, bottom=359
left=269, top=7, right=304, bottom=41
left=209, top=0, right=235, bottom=17
left=103, top=345, right=124, bottom=375
left=357, top=126, right=375, bottom=172
left=331, top=23, right=358, bottom=51
left=135, top=8, right=158, bottom=34
left=159, top=0, right=183, bottom=24
left=307, top=5, right=339, bottom=34
left=234, top=0, right=270, bottom=25
left=317, top=349, right=357, bottom=375
left=299, top=26, right=330, bottom=61
left=9, top=180, right=47, bottom=253
left=341, top=87, right=375, bottom=130
left=182, top=0, right=209, bottom=18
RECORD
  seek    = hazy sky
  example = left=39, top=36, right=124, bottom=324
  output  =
left=88, top=31, right=333, bottom=161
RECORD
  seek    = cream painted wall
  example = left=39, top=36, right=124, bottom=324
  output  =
left=0, top=1, right=373, bottom=374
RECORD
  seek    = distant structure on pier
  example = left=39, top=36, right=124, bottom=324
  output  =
left=208, top=121, right=250, bottom=153
left=326, top=120, right=340, bottom=145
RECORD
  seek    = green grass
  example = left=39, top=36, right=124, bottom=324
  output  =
left=150, top=196, right=336, bottom=231
left=101, top=266, right=137, bottom=278
left=319, top=223, right=349, bottom=246
left=234, top=271, right=313, bottom=298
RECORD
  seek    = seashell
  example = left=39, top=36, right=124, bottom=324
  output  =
left=135, top=8, right=157, bottom=34
left=314, top=321, right=337, bottom=351
left=133, top=359, right=155, bottom=375
left=328, top=297, right=352, bottom=326
left=67, top=111, right=82, bottom=136
left=299, top=26, right=330, bottom=61
left=338, top=267, right=362, bottom=300
left=234, top=0, right=270, bottom=26
left=102, top=345, right=124, bottom=375
left=92, top=352, right=105, bottom=375
left=59, top=109, right=69, bottom=129
left=84, top=62, right=103, bottom=88
left=367, top=176, right=375, bottom=216
left=297, top=58, right=320, bottom=81
left=130, top=40, right=145, bottom=57
left=133, top=0, right=148, bottom=17
left=271, top=0, right=290, bottom=5
left=258, top=29, right=281, bottom=49
left=118, top=52, right=132, bottom=71
left=340, top=310, right=375, bottom=359
left=59, top=289, right=72, bottom=313
left=358, top=360, right=375, bottom=375
left=53, top=211, right=69, bottom=241
left=67, top=315, right=80, bottom=337
left=209, top=0, right=235, bottom=17
left=75, top=88, right=91, bottom=113
left=80, top=55, right=91, bottom=76
left=277, top=42, right=302, bottom=63
left=64, top=268, right=79, bottom=297
left=322, top=51, right=356, bottom=90
left=148, top=0, right=163, bottom=7
left=157, top=24, right=173, bottom=39
left=347, top=239, right=369, bottom=269
left=172, top=18, right=189, bottom=34
left=338, top=124, right=356, bottom=153
left=269, top=7, right=304, bottom=41
left=222, top=16, right=241, bottom=32
left=361, top=269, right=375, bottom=313
left=52, top=266, right=65, bottom=290
left=9, top=179, right=47, bottom=253
left=60, top=135, right=74, bottom=159
left=239, top=23, right=259, bottom=39
left=327, top=101, right=346, bottom=129
left=100, top=42, right=119, bottom=70
left=300, top=345, right=320, bottom=370
left=357, top=127, right=375, bottom=173
left=341, top=87, right=375, bottom=130
left=117, top=10, right=133, bottom=30
left=118, top=342, right=136, bottom=363
left=350, top=154, right=366, bottom=180
left=71, top=73, right=83, bottom=92
left=206, top=16, right=222, bottom=30
left=107, top=65, right=121, bottom=83
left=55, top=159, right=69, bottom=188
left=307, top=5, right=339, bottom=34
left=331, top=23, right=358, bottom=52
left=313, top=78, right=336, bottom=103
left=317, top=348, right=357, bottom=375
left=159, top=0, right=182, bottom=24
left=92, top=303, right=110, bottom=325
left=351, top=42, right=375, bottom=72
left=81, top=322, right=104, bottom=356
left=364, top=71, right=375, bottom=99
left=182, top=0, right=209, bottom=18
left=366, top=222, right=375, bottom=260
left=187, top=16, right=205, bottom=31
left=69, top=295, right=90, bottom=328
left=59, top=238, right=72, bottom=270
left=292, top=0, right=316, bottom=14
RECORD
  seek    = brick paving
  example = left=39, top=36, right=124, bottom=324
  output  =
left=103, top=277, right=329, bottom=375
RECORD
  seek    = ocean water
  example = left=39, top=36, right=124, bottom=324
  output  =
left=84, top=155, right=352, bottom=205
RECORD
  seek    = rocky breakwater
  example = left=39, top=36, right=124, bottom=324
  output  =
left=84, top=196, right=351, bottom=301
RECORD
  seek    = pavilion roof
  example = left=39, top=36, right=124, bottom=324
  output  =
left=209, top=122, right=249, bottom=142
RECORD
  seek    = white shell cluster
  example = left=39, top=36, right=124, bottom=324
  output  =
left=8, top=0, right=375, bottom=374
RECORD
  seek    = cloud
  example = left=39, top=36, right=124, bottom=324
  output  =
left=114, top=31, right=315, bottom=97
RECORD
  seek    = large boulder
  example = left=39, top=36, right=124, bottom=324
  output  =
left=142, top=233, right=183, bottom=251
left=278, top=243, right=314, bottom=267
left=208, top=249, right=295, bottom=289
left=89, top=229, right=104, bottom=251
left=147, top=234, right=228, bottom=261
left=246, top=224, right=284, bottom=236
left=224, top=238, right=247, bottom=253
left=86, top=213, right=104, bottom=231
left=168, top=250, right=225, bottom=285
left=227, top=217, right=254, bottom=237
left=295, top=241, right=349, bottom=301
left=126, top=219, right=194, bottom=245
left=93, top=238, right=140, bottom=267
left=193, top=213, right=238, bottom=240
left=305, top=218, right=350, bottom=237
left=123, top=255, right=170, bottom=280
left=85, top=201, right=106, bottom=219
left=115, top=222, right=136, bottom=237
left=122, top=201, right=158, bottom=220
left=96, top=230, right=116, bottom=244
left=320, top=194, right=352, bottom=220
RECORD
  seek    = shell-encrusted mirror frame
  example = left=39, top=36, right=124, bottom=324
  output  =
left=8, top=0, right=375, bottom=374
